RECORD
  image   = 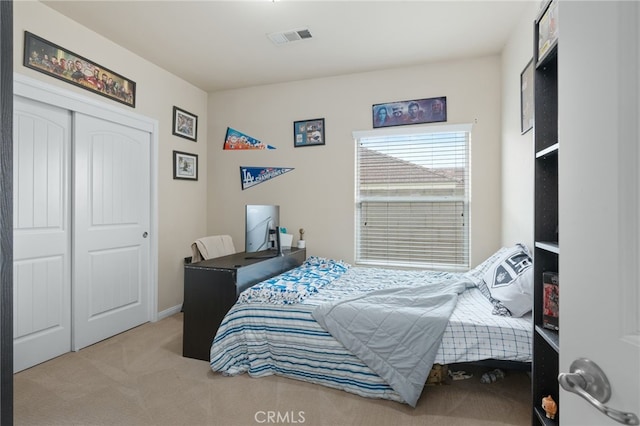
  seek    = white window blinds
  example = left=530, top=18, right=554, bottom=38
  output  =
left=354, top=124, right=470, bottom=270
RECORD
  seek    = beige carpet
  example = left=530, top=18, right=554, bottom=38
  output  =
left=14, top=313, right=531, bottom=426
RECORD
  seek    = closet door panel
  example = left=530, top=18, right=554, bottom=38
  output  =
left=12, top=96, right=71, bottom=372
left=73, top=113, right=150, bottom=350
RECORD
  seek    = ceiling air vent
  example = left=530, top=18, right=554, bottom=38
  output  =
left=268, top=28, right=312, bottom=45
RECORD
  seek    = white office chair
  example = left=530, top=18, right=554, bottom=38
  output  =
left=190, top=235, right=236, bottom=263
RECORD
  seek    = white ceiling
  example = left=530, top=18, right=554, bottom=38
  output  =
left=41, top=0, right=532, bottom=93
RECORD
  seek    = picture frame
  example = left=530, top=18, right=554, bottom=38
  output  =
left=172, top=106, right=198, bottom=142
left=520, top=58, right=534, bottom=134
left=23, top=31, right=136, bottom=108
left=372, top=96, right=447, bottom=128
left=173, top=151, right=198, bottom=181
left=293, top=118, right=325, bottom=147
left=536, top=0, right=558, bottom=63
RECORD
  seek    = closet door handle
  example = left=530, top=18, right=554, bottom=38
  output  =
left=558, top=358, right=639, bottom=425
left=142, top=232, right=148, bottom=238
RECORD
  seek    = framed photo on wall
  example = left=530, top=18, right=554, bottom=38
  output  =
left=173, top=150, right=198, bottom=180
left=23, top=31, right=136, bottom=108
left=294, top=118, right=325, bottom=147
left=373, top=96, right=447, bottom=128
left=172, top=106, right=198, bottom=142
left=520, top=58, right=534, bottom=134
left=537, top=0, right=558, bottom=63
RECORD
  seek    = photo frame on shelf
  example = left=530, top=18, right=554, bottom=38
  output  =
left=23, top=31, right=136, bottom=108
left=520, top=58, right=534, bottom=134
left=537, top=0, right=558, bottom=62
left=173, top=150, right=198, bottom=181
left=372, top=96, right=447, bottom=128
left=172, top=106, right=198, bottom=141
left=293, top=118, right=325, bottom=147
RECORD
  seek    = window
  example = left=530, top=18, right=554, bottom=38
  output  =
left=354, top=124, right=470, bottom=270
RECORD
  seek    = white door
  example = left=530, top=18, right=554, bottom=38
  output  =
left=72, top=113, right=151, bottom=350
left=13, top=97, right=71, bottom=372
left=559, top=2, right=640, bottom=424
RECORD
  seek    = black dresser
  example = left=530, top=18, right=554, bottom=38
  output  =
left=182, top=247, right=306, bottom=361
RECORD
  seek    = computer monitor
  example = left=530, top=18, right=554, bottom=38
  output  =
left=245, top=204, right=280, bottom=253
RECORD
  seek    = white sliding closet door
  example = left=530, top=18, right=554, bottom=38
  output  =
left=72, top=113, right=151, bottom=350
left=13, top=96, right=71, bottom=372
left=13, top=77, right=155, bottom=371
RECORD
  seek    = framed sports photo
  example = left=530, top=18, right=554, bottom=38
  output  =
left=172, top=106, right=198, bottom=142
left=173, top=150, right=198, bottom=181
left=294, top=118, right=325, bottom=148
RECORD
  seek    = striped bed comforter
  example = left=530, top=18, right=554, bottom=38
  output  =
left=210, top=258, right=532, bottom=404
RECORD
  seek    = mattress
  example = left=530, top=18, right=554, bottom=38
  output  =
left=210, top=262, right=532, bottom=404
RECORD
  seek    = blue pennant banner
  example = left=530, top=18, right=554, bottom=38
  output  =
left=240, top=166, right=294, bottom=190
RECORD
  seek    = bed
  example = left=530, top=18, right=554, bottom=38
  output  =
left=210, top=245, right=533, bottom=406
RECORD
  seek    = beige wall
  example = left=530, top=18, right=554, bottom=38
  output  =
left=13, top=1, right=208, bottom=314
left=208, top=56, right=503, bottom=268
left=500, top=1, right=540, bottom=250
left=12, top=1, right=539, bottom=315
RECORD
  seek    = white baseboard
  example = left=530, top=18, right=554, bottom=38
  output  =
left=157, top=304, right=183, bottom=321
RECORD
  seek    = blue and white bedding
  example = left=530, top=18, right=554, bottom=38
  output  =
left=210, top=257, right=532, bottom=405
left=238, top=257, right=350, bottom=305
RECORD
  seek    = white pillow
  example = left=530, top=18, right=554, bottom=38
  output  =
left=482, top=245, right=533, bottom=317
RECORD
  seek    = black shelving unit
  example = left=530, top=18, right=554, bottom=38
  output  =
left=532, top=1, right=559, bottom=424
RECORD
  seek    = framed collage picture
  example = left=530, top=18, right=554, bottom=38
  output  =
left=172, top=106, right=198, bottom=141
left=294, top=118, right=325, bottom=148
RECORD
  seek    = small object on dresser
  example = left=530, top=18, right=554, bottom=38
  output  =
left=542, top=395, right=557, bottom=419
left=297, top=228, right=306, bottom=248
left=279, top=230, right=293, bottom=249
left=543, top=271, right=559, bottom=331
left=480, top=368, right=505, bottom=384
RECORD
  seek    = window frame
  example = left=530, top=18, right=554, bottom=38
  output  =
left=353, top=123, right=472, bottom=271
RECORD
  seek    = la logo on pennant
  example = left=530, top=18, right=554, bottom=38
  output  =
left=240, top=166, right=294, bottom=190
